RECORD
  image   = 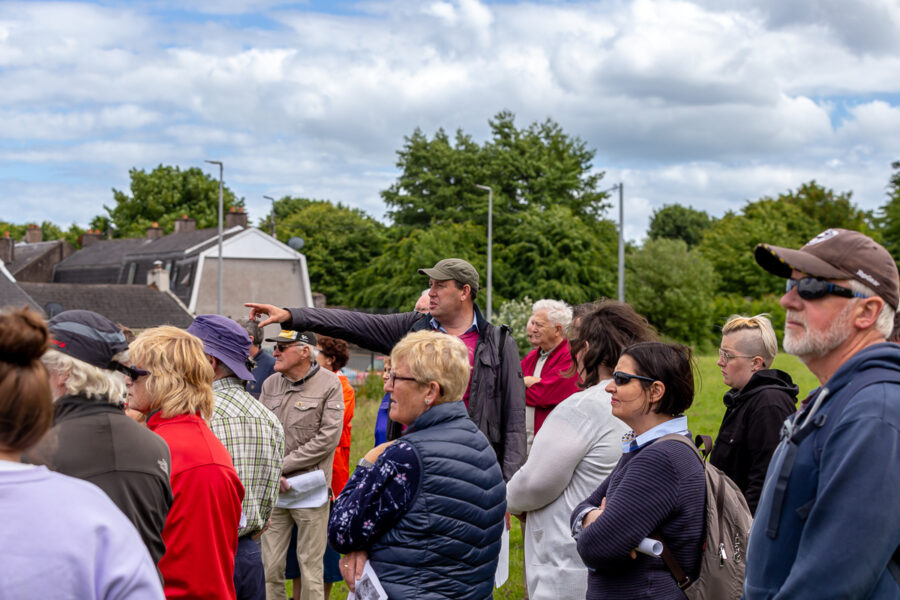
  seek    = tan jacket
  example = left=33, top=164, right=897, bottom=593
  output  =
left=260, top=363, right=344, bottom=485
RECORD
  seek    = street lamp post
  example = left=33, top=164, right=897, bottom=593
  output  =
left=205, top=160, right=224, bottom=314
left=474, top=184, right=493, bottom=321
left=617, top=182, right=625, bottom=303
left=263, top=195, right=275, bottom=237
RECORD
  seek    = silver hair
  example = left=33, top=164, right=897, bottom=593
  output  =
left=41, top=349, right=129, bottom=405
left=847, top=279, right=895, bottom=338
left=532, top=299, right=573, bottom=330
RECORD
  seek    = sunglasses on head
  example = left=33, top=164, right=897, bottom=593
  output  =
left=785, top=277, right=869, bottom=301
left=612, top=371, right=656, bottom=386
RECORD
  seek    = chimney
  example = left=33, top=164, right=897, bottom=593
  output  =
left=225, top=206, right=248, bottom=229
left=0, top=231, right=13, bottom=264
left=24, top=224, right=42, bottom=244
left=146, top=260, right=170, bottom=293
left=174, top=214, right=196, bottom=234
left=80, top=229, right=104, bottom=247
left=146, top=222, right=163, bottom=240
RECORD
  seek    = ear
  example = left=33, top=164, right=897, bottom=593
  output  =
left=460, top=284, right=471, bottom=301
left=751, top=356, right=764, bottom=371
left=424, top=380, right=440, bottom=405
left=647, top=380, right=666, bottom=405
left=853, top=296, right=884, bottom=331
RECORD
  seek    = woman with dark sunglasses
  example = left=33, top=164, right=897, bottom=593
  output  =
left=507, top=301, right=655, bottom=599
left=571, top=341, right=705, bottom=600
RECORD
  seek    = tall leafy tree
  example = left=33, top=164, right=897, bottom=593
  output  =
left=877, top=161, right=900, bottom=262
left=273, top=198, right=387, bottom=306
left=627, top=238, right=718, bottom=347
left=96, top=164, right=244, bottom=238
left=647, top=204, right=712, bottom=249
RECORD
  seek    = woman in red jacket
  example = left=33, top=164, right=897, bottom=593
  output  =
left=128, top=326, right=245, bottom=600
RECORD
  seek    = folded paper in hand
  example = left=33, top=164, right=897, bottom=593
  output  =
left=275, top=470, right=328, bottom=509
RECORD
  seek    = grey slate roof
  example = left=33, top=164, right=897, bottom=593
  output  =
left=125, top=227, right=240, bottom=257
left=19, top=282, right=194, bottom=329
left=0, top=275, right=42, bottom=312
left=55, top=238, right=152, bottom=268
left=8, top=241, right=63, bottom=274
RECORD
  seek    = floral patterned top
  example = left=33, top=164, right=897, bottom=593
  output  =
left=328, top=440, right=421, bottom=553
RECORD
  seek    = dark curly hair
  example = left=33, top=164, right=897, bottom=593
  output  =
left=317, top=335, right=350, bottom=372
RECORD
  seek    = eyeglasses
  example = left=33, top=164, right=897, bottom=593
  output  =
left=275, top=342, right=300, bottom=353
left=786, top=277, right=869, bottom=301
left=717, top=349, right=755, bottom=364
left=124, top=365, right=151, bottom=380
left=612, top=371, right=656, bottom=387
left=388, top=372, right=419, bottom=387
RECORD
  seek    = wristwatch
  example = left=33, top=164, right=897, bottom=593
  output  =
left=358, top=457, right=375, bottom=468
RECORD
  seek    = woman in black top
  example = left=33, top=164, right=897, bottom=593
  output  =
left=709, top=314, right=798, bottom=514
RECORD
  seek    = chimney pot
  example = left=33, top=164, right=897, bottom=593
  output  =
left=24, top=225, right=42, bottom=244
left=146, top=223, right=163, bottom=240
left=174, top=215, right=196, bottom=234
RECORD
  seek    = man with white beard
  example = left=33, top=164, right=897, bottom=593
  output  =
left=744, top=229, right=900, bottom=600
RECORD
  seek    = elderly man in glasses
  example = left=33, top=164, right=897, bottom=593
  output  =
left=744, top=229, right=900, bottom=600
left=258, top=330, right=343, bottom=600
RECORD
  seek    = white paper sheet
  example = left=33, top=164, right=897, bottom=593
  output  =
left=275, top=470, right=328, bottom=509
left=494, top=525, right=510, bottom=588
left=347, top=561, right=388, bottom=600
left=636, top=537, right=663, bottom=557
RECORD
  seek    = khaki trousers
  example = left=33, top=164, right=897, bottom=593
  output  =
left=261, top=502, right=329, bottom=600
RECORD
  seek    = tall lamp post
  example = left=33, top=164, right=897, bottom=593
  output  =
left=600, top=182, right=626, bottom=303
left=205, top=160, right=224, bottom=314
left=474, top=184, right=493, bottom=321
left=263, top=195, right=275, bottom=237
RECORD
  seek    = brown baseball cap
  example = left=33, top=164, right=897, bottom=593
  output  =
left=418, top=258, right=479, bottom=294
left=755, top=228, right=900, bottom=310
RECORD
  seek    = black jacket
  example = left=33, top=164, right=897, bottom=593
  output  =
left=286, top=304, right=526, bottom=480
left=708, top=369, right=798, bottom=514
left=24, top=395, right=174, bottom=564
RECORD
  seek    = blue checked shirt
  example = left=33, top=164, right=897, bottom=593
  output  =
left=210, top=377, right=285, bottom=537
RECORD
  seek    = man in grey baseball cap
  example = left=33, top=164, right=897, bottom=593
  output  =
left=743, top=229, right=900, bottom=599
left=245, top=256, right=526, bottom=482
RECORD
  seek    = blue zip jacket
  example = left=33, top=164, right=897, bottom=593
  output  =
left=744, top=343, right=900, bottom=600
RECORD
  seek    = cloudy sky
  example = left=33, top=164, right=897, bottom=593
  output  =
left=2, top=0, right=899, bottom=242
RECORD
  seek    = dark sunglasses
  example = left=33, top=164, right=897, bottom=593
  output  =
left=116, top=363, right=151, bottom=380
left=786, top=277, right=869, bottom=301
left=612, top=371, right=656, bottom=386
left=275, top=342, right=300, bottom=353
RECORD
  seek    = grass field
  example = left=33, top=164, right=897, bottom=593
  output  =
left=317, top=353, right=819, bottom=599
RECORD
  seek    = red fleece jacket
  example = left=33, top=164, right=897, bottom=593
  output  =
left=520, top=339, right=580, bottom=435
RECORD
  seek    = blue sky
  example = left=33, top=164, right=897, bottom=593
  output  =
left=2, top=0, right=899, bottom=241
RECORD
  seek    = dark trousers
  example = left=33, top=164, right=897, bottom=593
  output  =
left=235, top=535, right=266, bottom=600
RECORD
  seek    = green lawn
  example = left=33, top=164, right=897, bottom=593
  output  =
left=320, top=354, right=818, bottom=599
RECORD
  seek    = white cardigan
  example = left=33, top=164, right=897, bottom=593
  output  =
left=506, top=381, right=628, bottom=600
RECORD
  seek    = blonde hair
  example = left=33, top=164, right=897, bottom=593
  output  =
left=42, top=349, right=128, bottom=405
left=722, top=314, right=778, bottom=367
left=129, top=326, right=214, bottom=419
left=390, top=331, right=470, bottom=405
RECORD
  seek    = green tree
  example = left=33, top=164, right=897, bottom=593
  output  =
left=345, top=222, right=486, bottom=311
left=382, top=111, right=611, bottom=232
left=274, top=198, right=387, bottom=306
left=877, top=161, right=900, bottom=261
left=647, top=204, right=712, bottom=249
left=97, top=164, right=244, bottom=238
left=627, top=238, right=718, bottom=347
left=0, top=221, right=86, bottom=248
left=780, top=181, right=874, bottom=235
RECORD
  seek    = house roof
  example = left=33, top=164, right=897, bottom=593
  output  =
left=55, top=238, right=153, bottom=268
left=0, top=272, right=42, bottom=313
left=125, top=226, right=244, bottom=258
left=8, top=240, right=66, bottom=274
left=19, top=282, right=194, bottom=329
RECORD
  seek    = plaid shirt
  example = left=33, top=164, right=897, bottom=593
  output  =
left=210, top=377, right=285, bottom=537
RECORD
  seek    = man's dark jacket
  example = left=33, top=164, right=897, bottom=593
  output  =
left=24, top=395, right=174, bottom=565
left=709, top=368, right=798, bottom=514
left=285, top=304, right=526, bottom=480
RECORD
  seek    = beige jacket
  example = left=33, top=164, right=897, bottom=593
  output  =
left=260, top=363, right=344, bottom=485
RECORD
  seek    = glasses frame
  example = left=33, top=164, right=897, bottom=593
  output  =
left=124, top=365, right=151, bottom=380
left=717, top=349, right=755, bottom=364
left=612, top=371, right=657, bottom=387
left=786, top=277, right=869, bottom=301
left=388, top=372, right=419, bottom=387
left=275, top=342, right=301, bottom=353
